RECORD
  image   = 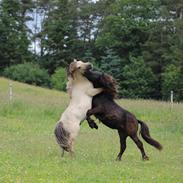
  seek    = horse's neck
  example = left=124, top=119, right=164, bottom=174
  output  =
left=73, top=72, right=88, bottom=84
left=70, top=73, right=90, bottom=100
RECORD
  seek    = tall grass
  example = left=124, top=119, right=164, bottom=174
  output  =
left=0, top=77, right=183, bottom=183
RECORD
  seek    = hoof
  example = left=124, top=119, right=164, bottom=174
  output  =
left=69, top=151, right=75, bottom=159
left=143, top=155, right=149, bottom=161
left=94, top=124, right=98, bottom=129
left=89, top=122, right=98, bottom=129
left=116, top=156, right=122, bottom=161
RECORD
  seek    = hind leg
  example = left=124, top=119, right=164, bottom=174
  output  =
left=116, top=131, right=127, bottom=161
left=68, top=138, right=75, bottom=158
left=130, top=135, right=149, bottom=161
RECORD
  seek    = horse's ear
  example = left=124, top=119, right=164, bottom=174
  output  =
left=73, top=59, right=77, bottom=62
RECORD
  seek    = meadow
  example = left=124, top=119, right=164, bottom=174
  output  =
left=0, top=77, right=183, bottom=183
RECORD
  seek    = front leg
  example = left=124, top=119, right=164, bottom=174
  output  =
left=86, top=116, right=98, bottom=129
left=87, top=106, right=102, bottom=117
left=86, top=88, right=103, bottom=97
left=86, top=106, right=103, bottom=129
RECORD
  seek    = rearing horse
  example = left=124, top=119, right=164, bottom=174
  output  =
left=54, top=61, right=103, bottom=156
left=84, top=70, right=163, bottom=161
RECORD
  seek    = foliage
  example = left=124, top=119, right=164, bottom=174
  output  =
left=0, top=0, right=183, bottom=100
left=51, top=67, right=67, bottom=91
left=121, top=56, right=156, bottom=98
left=162, top=65, right=183, bottom=101
left=99, top=49, right=122, bottom=81
left=0, top=0, right=34, bottom=70
left=39, top=0, right=78, bottom=74
left=82, top=49, right=96, bottom=63
left=3, top=63, right=50, bottom=87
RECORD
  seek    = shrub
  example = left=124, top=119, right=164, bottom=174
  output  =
left=51, top=67, right=67, bottom=91
left=162, top=64, right=183, bottom=101
left=3, top=63, right=50, bottom=87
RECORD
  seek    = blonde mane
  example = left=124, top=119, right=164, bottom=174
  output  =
left=66, top=77, right=73, bottom=98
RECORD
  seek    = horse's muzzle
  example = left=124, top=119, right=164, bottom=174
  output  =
left=86, top=64, right=92, bottom=70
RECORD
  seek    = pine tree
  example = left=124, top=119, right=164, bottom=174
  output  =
left=100, top=49, right=122, bottom=81
left=39, top=0, right=78, bottom=74
left=120, top=56, right=156, bottom=99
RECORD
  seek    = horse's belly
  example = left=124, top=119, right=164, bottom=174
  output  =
left=62, top=100, right=91, bottom=120
left=95, top=114, right=122, bottom=129
left=73, top=103, right=91, bottom=121
left=72, top=98, right=92, bottom=119
left=60, top=98, right=92, bottom=138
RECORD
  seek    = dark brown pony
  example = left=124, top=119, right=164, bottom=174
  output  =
left=84, top=70, right=163, bottom=161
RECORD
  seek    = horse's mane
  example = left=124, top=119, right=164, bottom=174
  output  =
left=83, top=69, right=118, bottom=99
left=66, top=61, right=118, bottom=99
left=66, top=76, right=73, bottom=98
left=100, top=73, right=118, bottom=99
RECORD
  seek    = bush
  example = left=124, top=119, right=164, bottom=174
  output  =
left=3, top=63, right=50, bottom=87
left=51, top=68, right=67, bottom=91
left=162, top=65, right=183, bottom=101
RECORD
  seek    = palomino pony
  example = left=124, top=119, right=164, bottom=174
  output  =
left=84, top=69, right=163, bottom=161
left=54, top=60, right=103, bottom=156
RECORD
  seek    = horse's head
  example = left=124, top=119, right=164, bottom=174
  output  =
left=69, top=59, right=92, bottom=78
left=83, top=69, right=118, bottom=99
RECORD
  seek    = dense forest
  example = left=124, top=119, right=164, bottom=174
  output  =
left=0, top=0, right=183, bottom=101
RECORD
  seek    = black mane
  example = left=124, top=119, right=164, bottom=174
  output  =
left=84, top=70, right=118, bottom=99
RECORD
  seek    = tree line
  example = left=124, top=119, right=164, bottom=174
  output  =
left=0, top=0, right=183, bottom=101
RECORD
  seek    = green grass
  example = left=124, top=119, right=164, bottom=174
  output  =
left=0, top=77, right=183, bottom=183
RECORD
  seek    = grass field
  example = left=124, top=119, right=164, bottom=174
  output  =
left=0, top=77, right=183, bottom=183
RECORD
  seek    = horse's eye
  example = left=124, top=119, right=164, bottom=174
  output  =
left=78, top=66, right=81, bottom=69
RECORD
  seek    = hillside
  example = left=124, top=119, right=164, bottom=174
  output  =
left=0, top=77, right=183, bottom=183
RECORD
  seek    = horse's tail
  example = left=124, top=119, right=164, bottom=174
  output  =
left=54, top=121, right=70, bottom=152
left=138, top=120, right=163, bottom=150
